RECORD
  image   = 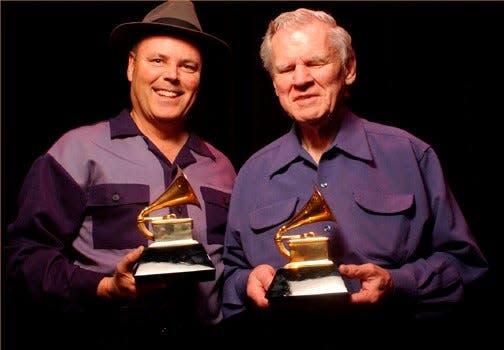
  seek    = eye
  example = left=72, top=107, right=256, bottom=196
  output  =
left=180, top=62, right=199, bottom=73
left=150, top=57, right=164, bottom=66
left=276, top=65, right=295, bottom=74
left=306, top=59, right=330, bottom=69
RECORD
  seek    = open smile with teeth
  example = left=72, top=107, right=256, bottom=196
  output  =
left=155, top=89, right=180, bottom=97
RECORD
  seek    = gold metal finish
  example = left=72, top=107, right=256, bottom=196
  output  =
left=274, top=187, right=336, bottom=269
left=137, top=166, right=201, bottom=240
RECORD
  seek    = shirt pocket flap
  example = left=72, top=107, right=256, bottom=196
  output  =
left=250, top=197, right=299, bottom=232
left=87, top=183, right=150, bottom=207
left=201, top=186, right=231, bottom=245
left=352, top=190, right=414, bottom=214
left=201, top=186, right=231, bottom=208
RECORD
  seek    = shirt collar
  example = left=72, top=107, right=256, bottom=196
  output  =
left=335, top=108, right=373, bottom=162
left=268, top=108, right=372, bottom=177
left=109, top=109, right=216, bottom=162
left=110, top=109, right=141, bottom=138
left=185, top=134, right=215, bottom=161
left=269, top=125, right=305, bottom=177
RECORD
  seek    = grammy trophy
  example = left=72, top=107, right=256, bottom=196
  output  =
left=266, top=187, right=348, bottom=302
left=134, top=166, right=215, bottom=283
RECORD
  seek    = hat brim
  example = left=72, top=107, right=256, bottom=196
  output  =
left=110, top=22, right=230, bottom=57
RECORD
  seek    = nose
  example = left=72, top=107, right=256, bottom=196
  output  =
left=292, top=64, right=313, bottom=87
left=162, top=62, right=179, bottom=82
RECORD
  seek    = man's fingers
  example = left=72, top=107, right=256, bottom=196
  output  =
left=119, top=246, right=144, bottom=272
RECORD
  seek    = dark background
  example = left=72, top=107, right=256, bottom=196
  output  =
left=2, top=0, right=502, bottom=338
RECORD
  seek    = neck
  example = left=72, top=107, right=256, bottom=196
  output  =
left=131, top=111, right=189, bottom=162
left=298, top=112, right=341, bottom=164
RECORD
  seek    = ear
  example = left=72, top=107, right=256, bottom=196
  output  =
left=345, top=58, right=357, bottom=85
left=272, top=80, right=279, bottom=97
left=126, top=51, right=135, bottom=82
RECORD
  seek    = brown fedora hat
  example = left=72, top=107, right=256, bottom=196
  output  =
left=110, top=0, right=229, bottom=55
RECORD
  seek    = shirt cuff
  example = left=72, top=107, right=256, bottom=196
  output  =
left=388, top=267, right=418, bottom=300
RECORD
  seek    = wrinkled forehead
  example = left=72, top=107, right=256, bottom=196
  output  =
left=271, top=23, right=334, bottom=57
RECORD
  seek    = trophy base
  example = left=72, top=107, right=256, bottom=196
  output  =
left=266, top=264, right=348, bottom=302
left=134, top=242, right=215, bottom=283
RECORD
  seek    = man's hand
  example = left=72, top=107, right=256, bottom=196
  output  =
left=97, top=245, right=144, bottom=300
left=246, top=264, right=276, bottom=308
left=339, top=263, right=393, bottom=304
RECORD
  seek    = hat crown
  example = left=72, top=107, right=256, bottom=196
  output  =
left=109, top=0, right=230, bottom=54
left=143, top=0, right=202, bottom=32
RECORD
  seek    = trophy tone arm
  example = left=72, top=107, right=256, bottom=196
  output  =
left=275, top=229, right=320, bottom=259
left=137, top=208, right=156, bottom=240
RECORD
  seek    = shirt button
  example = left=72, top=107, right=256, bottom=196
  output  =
left=320, top=182, right=328, bottom=188
left=323, top=225, right=332, bottom=232
left=112, top=193, right=120, bottom=201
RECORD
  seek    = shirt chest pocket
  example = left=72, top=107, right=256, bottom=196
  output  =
left=87, top=183, right=150, bottom=250
left=249, top=197, right=299, bottom=233
left=201, top=187, right=231, bottom=245
left=350, top=189, right=415, bottom=263
left=246, top=197, right=300, bottom=265
left=353, top=190, right=414, bottom=214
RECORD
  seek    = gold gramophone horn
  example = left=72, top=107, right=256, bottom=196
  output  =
left=274, top=187, right=336, bottom=267
left=137, top=166, right=201, bottom=240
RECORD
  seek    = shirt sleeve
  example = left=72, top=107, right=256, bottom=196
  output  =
left=388, top=147, right=488, bottom=305
left=5, top=154, right=106, bottom=310
left=222, top=223, right=252, bottom=318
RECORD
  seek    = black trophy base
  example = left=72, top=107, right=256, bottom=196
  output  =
left=134, top=242, right=215, bottom=283
left=266, top=264, right=349, bottom=306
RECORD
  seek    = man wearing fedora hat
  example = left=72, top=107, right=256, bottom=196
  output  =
left=5, top=1, right=235, bottom=348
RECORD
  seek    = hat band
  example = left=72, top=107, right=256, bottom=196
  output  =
left=152, top=18, right=201, bottom=32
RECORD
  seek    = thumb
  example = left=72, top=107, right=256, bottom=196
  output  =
left=121, top=245, right=144, bottom=272
left=339, top=263, right=358, bottom=277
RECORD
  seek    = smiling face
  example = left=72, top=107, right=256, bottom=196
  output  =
left=270, top=20, right=356, bottom=125
left=127, top=35, right=202, bottom=127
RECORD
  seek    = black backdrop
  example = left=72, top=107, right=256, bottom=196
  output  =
left=2, top=0, right=503, bottom=334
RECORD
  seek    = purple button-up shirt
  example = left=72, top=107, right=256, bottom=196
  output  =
left=6, top=109, right=236, bottom=325
left=222, top=108, right=487, bottom=318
